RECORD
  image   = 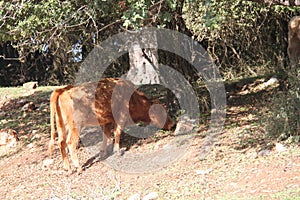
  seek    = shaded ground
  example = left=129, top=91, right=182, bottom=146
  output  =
left=0, top=78, right=300, bottom=199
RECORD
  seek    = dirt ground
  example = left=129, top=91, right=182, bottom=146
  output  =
left=0, top=80, right=300, bottom=199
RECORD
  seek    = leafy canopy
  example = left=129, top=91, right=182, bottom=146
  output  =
left=0, top=0, right=181, bottom=55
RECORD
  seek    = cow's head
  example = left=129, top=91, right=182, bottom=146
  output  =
left=149, top=103, right=175, bottom=130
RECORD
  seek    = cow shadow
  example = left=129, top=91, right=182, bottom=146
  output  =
left=80, top=124, right=177, bottom=170
left=80, top=126, right=142, bottom=170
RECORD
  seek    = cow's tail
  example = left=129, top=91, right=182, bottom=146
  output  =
left=48, top=85, right=73, bottom=156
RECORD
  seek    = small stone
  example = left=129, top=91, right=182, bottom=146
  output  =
left=43, top=159, right=54, bottom=168
left=275, top=143, right=287, bottom=152
left=23, top=81, right=38, bottom=89
left=128, top=193, right=141, bottom=200
left=257, top=149, right=271, bottom=157
left=143, top=192, right=159, bottom=200
left=31, top=133, right=41, bottom=141
left=0, top=111, right=6, bottom=117
left=16, top=99, right=29, bottom=107
left=0, top=129, right=19, bottom=147
left=196, top=168, right=213, bottom=175
left=167, top=189, right=178, bottom=194
left=21, top=102, right=35, bottom=111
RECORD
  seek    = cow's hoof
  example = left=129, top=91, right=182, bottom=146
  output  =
left=77, top=166, right=82, bottom=172
left=65, top=169, right=73, bottom=176
left=76, top=167, right=83, bottom=175
left=113, top=149, right=121, bottom=156
left=120, top=148, right=126, bottom=156
left=66, top=167, right=82, bottom=176
left=116, top=148, right=125, bottom=156
left=100, top=150, right=107, bottom=158
left=63, top=166, right=71, bottom=172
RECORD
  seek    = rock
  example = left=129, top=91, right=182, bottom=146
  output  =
left=0, top=111, right=6, bottom=117
left=0, top=129, right=19, bottom=147
left=174, top=115, right=197, bottom=135
left=21, top=102, right=35, bottom=111
left=257, top=149, right=271, bottom=157
left=275, top=143, right=287, bottom=152
left=142, top=192, right=159, bottom=200
left=265, top=77, right=279, bottom=86
left=16, top=99, right=29, bottom=107
left=43, top=159, right=54, bottom=168
left=196, top=168, right=213, bottom=175
left=167, top=189, right=178, bottom=194
left=27, top=143, right=34, bottom=149
left=253, top=77, right=279, bottom=92
left=23, top=81, right=38, bottom=89
left=128, top=193, right=141, bottom=200
left=31, top=132, right=41, bottom=141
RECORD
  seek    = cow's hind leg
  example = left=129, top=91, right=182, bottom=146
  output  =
left=56, top=120, right=70, bottom=171
left=58, top=137, right=70, bottom=171
left=67, top=126, right=81, bottom=171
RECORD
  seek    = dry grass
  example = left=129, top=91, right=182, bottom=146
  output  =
left=0, top=80, right=300, bottom=199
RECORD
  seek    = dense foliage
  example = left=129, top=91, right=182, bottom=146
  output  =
left=1, top=0, right=300, bottom=84
left=184, top=0, right=300, bottom=78
left=0, top=0, right=183, bottom=85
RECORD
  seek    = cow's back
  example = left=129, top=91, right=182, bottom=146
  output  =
left=94, top=78, right=118, bottom=124
left=94, top=78, right=152, bottom=127
left=58, top=82, right=100, bottom=130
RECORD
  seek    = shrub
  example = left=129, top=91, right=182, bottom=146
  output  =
left=264, top=68, right=300, bottom=142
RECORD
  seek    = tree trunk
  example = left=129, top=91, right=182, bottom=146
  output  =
left=125, top=34, right=160, bottom=85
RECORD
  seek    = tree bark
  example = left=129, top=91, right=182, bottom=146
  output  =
left=126, top=33, right=160, bottom=85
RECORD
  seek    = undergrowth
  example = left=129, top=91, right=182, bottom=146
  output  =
left=264, top=68, right=300, bottom=143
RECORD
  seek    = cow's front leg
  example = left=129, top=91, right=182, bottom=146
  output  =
left=113, top=124, right=123, bottom=155
left=101, top=124, right=113, bottom=157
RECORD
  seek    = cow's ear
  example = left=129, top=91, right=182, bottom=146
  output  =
left=289, top=17, right=300, bottom=35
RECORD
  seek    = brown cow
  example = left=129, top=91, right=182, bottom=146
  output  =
left=48, top=78, right=174, bottom=171
left=288, top=16, right=300, bottom=67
